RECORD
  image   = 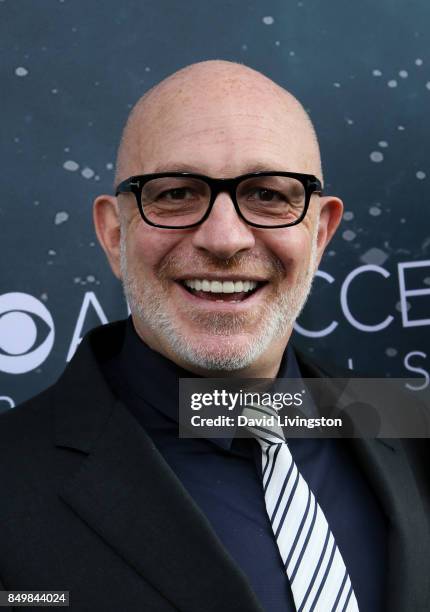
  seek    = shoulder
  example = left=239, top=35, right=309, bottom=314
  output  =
left=0, top=385, right=59, bottom=524
left=294, top=347, right=430, bottom=470
left=0, top=386, right=54, bottom=453
left=0, top=319, right=127, bottom=456
left=0, top=321, right=127, bottom=523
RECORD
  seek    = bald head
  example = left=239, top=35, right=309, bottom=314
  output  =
left=115, top=60, right=322, bottom=187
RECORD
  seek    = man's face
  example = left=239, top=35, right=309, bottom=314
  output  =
left=112, top=83, right=334, bottom=376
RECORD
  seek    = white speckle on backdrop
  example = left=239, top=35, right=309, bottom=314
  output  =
left=386, top=348, right=398, bottom=357
left=262, top=16, right=274, bottom=25
left=369, top=205, right=382, bottom=216
left=275, top=40, right=280, bottom=46
left=15, top=66, right=28, bottom=77
left=343, top=211, right=354, bottom=221
left=342, top=230, right=356, bottom=242
left=345, top=117, right=354, bottom=125
left=372, top=69, right=382, bottom=76
left=106, top=162, right=113, bottom=170
left=397, top=125, right=405, bottom=131
left=360, top=247, right=389, bottom=266
left=86, top=275, right=96, bottom=283
left=63, top=160, right=79, bottom=172
left=396, top=300, right=411, bottom=312
left=48, top=249, right=56, bottom=256
left=54, top=211, right=69, bottom=225
left=387, top=79, right=397, bottom=88
left=415, top=58, right=423, bottom=66
left=370, top=151, right=384, bottom=163
left=416, top=170, right=426, bottom=180
left=333, top=82, right=341, bottom=88
left=426, top=82, right=430, bottom=90
left=398, top=70, right=408, bottom=78
left=423, top=277, right=430, bottom=286
left=289, top=50, right=295, bottom=56
left=378, top=140, right=388, bottom=148
left=81, top=167, right=94, bottom=179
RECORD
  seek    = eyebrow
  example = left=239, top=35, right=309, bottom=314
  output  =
left=149, top=162, right=286, bottom=175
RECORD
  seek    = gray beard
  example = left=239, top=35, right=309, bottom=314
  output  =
left=119, top=230, right=318, bottom=372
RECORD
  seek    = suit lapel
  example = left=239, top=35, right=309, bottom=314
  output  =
left=54, top=323, right=263, bottom=612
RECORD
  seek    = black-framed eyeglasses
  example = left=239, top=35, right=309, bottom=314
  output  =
left=114, top=171, right=323, bottom=229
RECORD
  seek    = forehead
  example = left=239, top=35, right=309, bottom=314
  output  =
left=128, top=79, right=319, bottom=178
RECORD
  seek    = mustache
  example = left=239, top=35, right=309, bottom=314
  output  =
left=155, top=250, right=285, bottom=280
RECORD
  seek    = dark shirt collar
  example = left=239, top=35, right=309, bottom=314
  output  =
left=116, top=316, right=303, bottom=449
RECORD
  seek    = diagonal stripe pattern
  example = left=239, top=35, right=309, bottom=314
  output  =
left=243, top=404, right=359, bottom=612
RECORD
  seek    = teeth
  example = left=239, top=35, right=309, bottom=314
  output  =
left=234, top=281, right=244, bottom=292
left=223, top=282, right=235, bottom=293
left=183, top=279, right=259, bottom=293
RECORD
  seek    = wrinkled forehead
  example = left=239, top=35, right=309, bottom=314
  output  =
left=116, top=66, right=322, bottom=182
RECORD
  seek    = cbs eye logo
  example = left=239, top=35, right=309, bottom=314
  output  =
left=0, top=293, right=55, bottom=374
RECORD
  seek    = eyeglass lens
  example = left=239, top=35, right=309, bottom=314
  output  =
left=140, top=175, right=306, bottom=227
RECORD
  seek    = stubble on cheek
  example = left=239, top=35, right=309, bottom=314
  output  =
left=120, top=234, right=288, bottom=334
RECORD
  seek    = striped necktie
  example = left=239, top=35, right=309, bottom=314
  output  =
left=243, top=404, right=360, bottom=612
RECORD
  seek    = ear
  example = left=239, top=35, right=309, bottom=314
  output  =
left=315, top=195, right=344, bottom=266
left=93, top=194, right=123, bottom=279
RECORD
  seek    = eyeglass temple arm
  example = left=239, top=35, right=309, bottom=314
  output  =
left=311, top=179, right=323, bottom=195
left=115, top=177, right=140, bottom=196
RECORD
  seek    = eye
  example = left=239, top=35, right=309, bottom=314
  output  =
left=249, top=188, right=284, bottom=202
left=0, top=293, right=55, bottom=374
left=159, top=187, right=196, bottom=200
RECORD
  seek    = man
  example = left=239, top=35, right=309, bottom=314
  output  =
left=0, top=61, right=428, bottom=611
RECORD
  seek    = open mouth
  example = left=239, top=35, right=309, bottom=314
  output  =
left=179, top=278, right=266, bottom=303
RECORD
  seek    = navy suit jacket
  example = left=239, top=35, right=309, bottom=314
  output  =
left=0, top=320, right=429, bottom=611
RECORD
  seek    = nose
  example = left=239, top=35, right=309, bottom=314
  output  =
left=191, top=192, right=256, bottom=260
